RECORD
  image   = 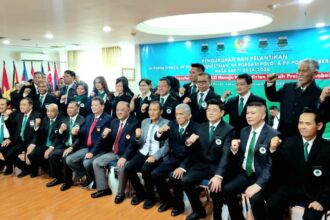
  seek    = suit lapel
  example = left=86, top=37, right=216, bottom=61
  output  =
left=307, top=137, right=322, bottom=164
left=240, top=127, right=251, bottom=153
left=254, top=125, right=268, bottom=153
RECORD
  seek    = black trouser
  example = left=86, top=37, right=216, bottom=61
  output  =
left=62, top=155, right=74, bottom=184
left=266, top=185, right=325, bottom=220
left=124, top=152, right=159, bottom=200
left=27, top=145, right=49, bottom=175
left=48, top=148, right=65, bottom=180
left=0, top=143, right=13, bottom=171
left=6, top=143, right=29, bottom=172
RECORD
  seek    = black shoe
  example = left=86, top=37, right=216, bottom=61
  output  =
left=30, top=173, right=38, bottom=178
left=114, top=195, right=125, bottom=204
left=17, top=170, right=30, bottom=178
left=185, top=211, right=207, bottom=220
left=46, top=179, right=62, bottom=187
left=131, top=196, right=145, bottom=205
left=4, top=169, right=13, bottom=175
left=60, top=183, right=73, bottom=191
left=158, top=203, right=172, bottom=212
left=91, top=189, right=112, bottom=198
left=143, top=199, right=156, bottom=209
left=171, top=208, right=184, bottom=217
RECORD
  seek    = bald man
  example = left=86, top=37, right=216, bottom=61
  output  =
left=27, top=104, right=63, bottom=177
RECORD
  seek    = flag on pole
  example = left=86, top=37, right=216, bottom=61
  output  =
left=31, top=61, right=35, bottom=77
left=41, top=63, right=45, bottom=75
left=22, top=61, right=29, bottom=81
left=12, top=61, right=19, bottom=90
left=47, top=62, right=54, bottom=91
left=54, top=62, right=59, bottom=90
left=2, top=61, right=11, bottom=100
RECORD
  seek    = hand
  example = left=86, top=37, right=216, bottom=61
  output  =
left=308, top=201, right=324, bottom=212
left=114, top=92, right=119, bottom=97
left=173, top=168, right=186, bottom=179
left=245, top=184, right=261, bottom=198
left=60, top=94, right=67, bottom=101
left=209, top=176, right=222, bottom=193
left=182, top=97, right=191, bottom=104
left=146, top=156, right=156, bottom=163
left=85, top=152, right=94, bottom=159
left=141, top=103, right=149, bottom=113
left=72, top=126, right=79, bottom=135
left=117, top=157, right=127, bottom=168
left=231, top=139, right=240, bottom=153
left=158, top=124, right=170, bottom=134
left=221, top=91, right=232, bottom=101
left=26, top=144, right=36, bottom=158
left=135, top=128, right=142, bottom=139
left=4, top=109, right=13, bottom=117
left=185, top=133, right=199, bottom=146
left=270, top=136, right=282, bottom=151
left=44, top=148, right=54, bottom=159
left=59, top=123, right=67, bottom=133
left=24, top=81, right=31, bottom=86
left=179, top=87, right=185, bottom=95
left=102, top=128, right=111, bottom=138
left=267, top=74, right=278, bottom=83
left=90, top=91, right=96, bottom=97
left=53, top=91, right=60, bottom=97
left=24, top=88, right=31, bottom=94
left=132, top=94, right=139, bottom=100
left=1, top=139, right=11, bottom=147
left=62, top=147, right=73, bottom=157
left=320, top=87, right=330, bottom=103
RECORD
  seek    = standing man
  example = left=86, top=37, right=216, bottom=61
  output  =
left=179, top=63, right=205, bottom=99
left=269, top=105, right=280, bottom=130
left=59, top=70, right=77, bottom=114
left=18, top=72, right=44, bottom=102
left=264, top=59, right=322, bottom=137
left=34, top=81, right=58, bottom=118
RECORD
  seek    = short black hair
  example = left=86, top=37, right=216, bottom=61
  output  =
left=301, top=107, right=322, bottom=123
left=68, top=101, right=80, bottom=108
left=91, top=96, right=105, bottom=105
left=237, top=73, right=252, bottom=85
left=159, top=77, right=171, bottom=87
left=76, top=82, right=89, bottom=94
left=139, top=78, right=152, bottom=86
left=0, top=97, right=10, bottom=106
left=198, top=72, right=212, bottom=81
left=34, top=71, right=43, bottom=77
left=269, top=105, right=279, bottom=111
left=21, top=97, right=33, bottom=106
left=206, top=98, right=224, bottom=111
left=149, top=100, right=163, bottom=111
left=191, top=63, right=205, bottom=72
left=64, top=70, right=76, bottom=78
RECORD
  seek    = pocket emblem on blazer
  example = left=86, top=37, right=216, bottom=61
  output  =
left=29, top=120, right=35, bottom=127
left=259, top=147, right=267, bottom=154
left=215, top=139, right=222, bottom=145
left=80, top=103, right=85, bottom=108
left=313, top=169, right=322, bottom=177
left=166, top=108, right=172, bottom=114
left=45, top=104, right=49, bottom=109
left=126, top=134, right=131, bottom=140
left=201, top=102, right=207, bottom=109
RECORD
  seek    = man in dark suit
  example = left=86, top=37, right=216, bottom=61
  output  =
left=10, top=82, right=22, bottom=111
left=18, top=72, right=44, bottom=103
left=180, top=99, right=234, bottom=220
left=6, top=97, right=42, bottom=177
left=268, top=105, right=280, bottom=130
left=34, top=80, right=59, bottom=118
left=59, top=70, right=77, bottom=114
left=48, top=101, right=85, bottom=190
left=224, top=74, right=267, bottom=137
left=264, top=59, right=322, bottom=138
left=152, top=103, right=197, bottom=216
left=183, top=72, right=220, bottom=124
left=221, top=102, right=279, bottom=220
left=319, top=87, right=330, bottom=123
left=27, top=104, right=62, bottom=177
left=65, top=96, right=111, bottom=188
left=179, top=63, right=205, bottom=99
left=91, top=101, right=139, bottom=201
left=267, top=109, right=330, bottom=220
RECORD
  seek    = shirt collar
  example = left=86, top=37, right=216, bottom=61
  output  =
left=239, top=91, right=251, bottom=100
left=251, top=122, right=265, bottom=134
left=209, top=119, right=221, bottom=129
left=179, top=120, right=190, bottom=130
left=160, top=93, right=170, bottom=102
left=199, top=89, right=210, bottom=97
left=24, top=110, right=32, bottom=118
left=70, top=114, right=78, bottom=122
left=302, top=136, right=317, bottom=146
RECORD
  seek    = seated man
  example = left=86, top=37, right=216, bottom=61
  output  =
left=91, top=101, right=139, bottom=201
left=267, top=108, right=330, bottom=220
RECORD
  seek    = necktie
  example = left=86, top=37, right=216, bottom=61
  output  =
left=209, top=125, right=215, bottom=142
left=0, top=114, right=4, bottom=143
left=160, top=97, right=165, bottom=106
left=246, top=131, right=257, bottom=176
left=148, top=124, right=156, bottom=154
left=113, top=122, right=124, bottom=154
left=87, top=118, right=97, bottom=147
left=238, top=97, right=244, bottom=116
left=179, top=127, right=185, bottom=138
left=303, top=142, right=309, bottom=162
left=191, top=85, right=197, bottom=94
left=20, top=115, right=28, bottom=141
left=39, top=95, right=45, bottom=107
left=198, top=93, right=204, bottom=109
left=46, top=119, right=54, bottom=147
left=66, top=118, right=74, bottom=146
left=139, top=97, right=144, bottom=106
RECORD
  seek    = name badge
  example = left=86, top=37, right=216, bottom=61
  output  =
left=126, top=134, right=131, bottom=140
left=166, top=108, right=172, bottom=114
left=45, top=104, right=49, bottom=109
left=259, top=147, right=267, bottom=154
left=201, top=102, right=207, bottom=109
left=80, top=103, right=85, bottom=108
left=215, top=138, right=222, bottom=146
left=313, top=169, right=322, bottom=177
left=29, top=120, right=35, bottom=127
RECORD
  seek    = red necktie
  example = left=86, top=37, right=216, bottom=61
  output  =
left=113, top=122, right=124, bottom=154
left=87, top=118, right=97, bottom=147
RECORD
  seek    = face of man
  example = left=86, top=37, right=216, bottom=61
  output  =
left=58, top=79, right=65, bottom=89
left=206, top=104, right=224, bottom=124
left=148, top=103, right=162, bottom=122
left=197, top=75, right=211, bottom=92
left=297, top=62, right=316, bottom=88
left=19, top=99, right=32, bottom=114
left=189, top=67, right=199, bottom=83
left=38, top=83, right=48, bottom=95
left=246, top=106, right=266, bottom=128
left=63, top=73, right=74, bottom=85
left=157, top=80, right=170, bottom=96
left=33, top=74, right=43, bottom=84
left=236, top=78, right=251, bottom=96
left=116, top=102, right=130, bottom=121
left=67, top=103, right=79, bottom=117
left=91, top=100, right=104, bottom=115
left=298, top=113, right=323, bottom=140
left=175, top=108, right=191, bottom=126
left=46, top=105, right=58, bottom=119
left=0, top=99, right=8, bottom=113
left=269, top=109, right=278, bottom=117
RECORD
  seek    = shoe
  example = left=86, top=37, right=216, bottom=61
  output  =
left=171, top=208, right=184, bottom=216
left=60, top=183, right=73, bottom=191
left=185, top=210, right=207, bottom=220
left=91, top=189, right=112, bottom=198
left=158, top=203, right=172, bottom=212
left=4, top=169, right=13, bottom=175
left=131, top=196, right=145, bottom=205
left=17, top=170, right=30, bottom=178
left=30, top=173, right=38, bottom=178
left=80, top=179, right=91, bottom=188
left=46, top=179, right=62, bottom=187
left=143, top=199, right=156, bottom=209
left=114, top=195, right=125, bottom=204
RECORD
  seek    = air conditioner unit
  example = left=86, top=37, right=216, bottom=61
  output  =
left=19, top=53, right=48, bottom=61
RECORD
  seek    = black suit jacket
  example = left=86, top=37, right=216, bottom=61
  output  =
left=34, top=93, right=59, bottom=118
left=59, top=83, right=77, bottom=114
left=265, top=80, right=321, bottom=137
left=18, top=83, right=38, bottom=102
left=10, top=90, right=20, bottom=111
left=190, top=90, right=221, bottom=123
left=182, top=120, right=234, bottom=177
left=181, top=82, right=215, bottom=100
left=2, top=113, right=17, bottom=143
left=132, top=94, right=157, bottom=122
left=319, top=96, right=330, bottom=123
left=225, top=93, right=267, bottom=138
left=154, top=95, right=180, bottom=121
left=235, top=124, right=279, bottom=188
left=37, top=115, right=63, bottom=146
left=271, top=136, right=330, bottom=209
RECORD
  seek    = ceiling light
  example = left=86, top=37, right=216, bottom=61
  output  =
left=44, top=33, right=54, bottom=39
left=320, top=35, right=330, bottom=41
left=136, top=12, right=272, bottom=36
left=103, top=26, right=112, bottom=32
left=168, top=37, right=174, bottom=42
left=231, top=32, right=238, bottom=36
left=315, top=22, right=326, bottom=28
left=185, top=41, right=192, bottom=47
left=2, top=40, right=10, bottom=45
left=298, top=0, right=313, bottom=4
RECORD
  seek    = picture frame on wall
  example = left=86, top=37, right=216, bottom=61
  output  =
left=122, top=68, right=135, bottom=81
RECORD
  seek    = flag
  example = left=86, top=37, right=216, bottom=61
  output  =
left=2, top=61, right=11, bottom=100
left=31, top=61, right=34, bottom=77
left=12, top=61, right=19, bottom=90
left=22, top=61, right=29, bottom=81
left=41, top=63, right=45, bottom=75
left=53, top=62, right=59, bottom=90
left=47, top=62, right=54, bottom=91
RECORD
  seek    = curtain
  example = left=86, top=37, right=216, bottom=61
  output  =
left=67, top=50, right=83, bottom=72
left=102, top=47, right=122, bottom=85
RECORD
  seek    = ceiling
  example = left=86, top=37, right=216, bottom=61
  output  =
left=0, top=0, right=329, bottom=52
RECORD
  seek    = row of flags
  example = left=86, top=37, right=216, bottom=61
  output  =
left=1, top=61, right=59, bottom=100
